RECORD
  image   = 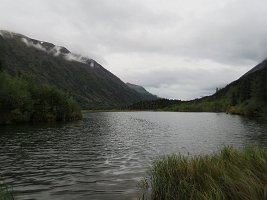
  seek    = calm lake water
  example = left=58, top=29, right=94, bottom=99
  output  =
left=0, top=112, right=267, bottom=200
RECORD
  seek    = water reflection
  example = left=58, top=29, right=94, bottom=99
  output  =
left=0, top=112, right=266, bottom=200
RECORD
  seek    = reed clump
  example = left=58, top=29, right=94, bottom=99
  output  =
left=0, top=184, right=14, bottom=200
left=143, top=146, right=267, bottom=200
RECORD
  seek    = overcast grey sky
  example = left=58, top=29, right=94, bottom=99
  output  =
left=1, top=0, right=267, bottom=99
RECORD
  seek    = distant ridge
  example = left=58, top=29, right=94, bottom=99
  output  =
left=126, top=83, right=158, bottom=100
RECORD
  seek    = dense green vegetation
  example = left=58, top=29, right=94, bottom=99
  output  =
left=0, top=72, right=82, bottom=124
left=0, top=31, right=147, bottom=109
left=141, top=146, right=267, bottom=200
left=0, top=184, right=13, bottom=200
left=129, top=62, right=267, bottom=119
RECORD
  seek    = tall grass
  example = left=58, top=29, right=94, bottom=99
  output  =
left=142, top=146, right=267, bottom=200
left=0, top=184, right=14, bottom=200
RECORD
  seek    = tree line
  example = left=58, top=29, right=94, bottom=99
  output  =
left=0, top=72, right=82, bottom=124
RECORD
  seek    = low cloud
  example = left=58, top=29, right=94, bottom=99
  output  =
left=21, top=37, right=95, bottom=66
left=21, top=37, right=47, bottom=52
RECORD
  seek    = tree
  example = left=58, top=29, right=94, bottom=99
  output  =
left=251, top=72, right=267, bottom=103
left=231, top=93, right=237, bottom=106
left=0, top=60, right=2, bottom=72
left=238, top=79, right=251, bottom=102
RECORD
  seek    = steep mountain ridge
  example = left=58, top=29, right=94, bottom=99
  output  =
left=241, top=59, right=267, bottom=78
left=0, top=30, right=147, bottom=109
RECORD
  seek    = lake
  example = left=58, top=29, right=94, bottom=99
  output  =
left=0, top=112, right=267, bottom=200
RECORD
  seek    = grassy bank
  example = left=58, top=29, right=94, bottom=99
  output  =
left=142, top=146, right=267, bottom=200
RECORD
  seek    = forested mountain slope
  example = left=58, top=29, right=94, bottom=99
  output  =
left=0, top=30, right=145, bottom=109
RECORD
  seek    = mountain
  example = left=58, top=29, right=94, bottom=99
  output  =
left=129, top=59, right=267, bottom=118
left=0, top=30, right=146, bottom=109
left=209, top=59, right=267, bottom=104
left=126, top=83, right=158, bottom=100
left=242, top=59, right=267, bottom=78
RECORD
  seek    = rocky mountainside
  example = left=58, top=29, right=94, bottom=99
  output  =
left=0, top=30, right=147, bottom=109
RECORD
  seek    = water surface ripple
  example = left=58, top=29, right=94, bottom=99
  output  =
left=0, top=112, right=266, bottom=199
